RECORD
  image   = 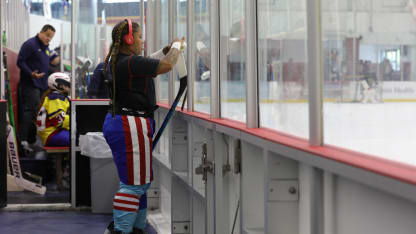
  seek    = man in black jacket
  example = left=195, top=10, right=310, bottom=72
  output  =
left=17, top=24, right=56, bottom=151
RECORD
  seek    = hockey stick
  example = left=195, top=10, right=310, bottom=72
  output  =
left=152, top=76, right=187, bottom=150
left=152, top=52, right=188, bottom=151
left=3, top=52, right=15, bottom=128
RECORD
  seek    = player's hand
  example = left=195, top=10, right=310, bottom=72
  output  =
left=162, top=38, right=180, bottom=55
left=163, top=38, right=180, bottom=54
left=31, top=70, right=45, bottom=79
left=162, top=45, right=170, bottom=55
left=167, top=37, right=186, bottom=52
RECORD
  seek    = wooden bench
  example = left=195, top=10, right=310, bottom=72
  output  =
left=44, top=146, right=69, bottom=189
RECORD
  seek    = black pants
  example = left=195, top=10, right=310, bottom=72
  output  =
left=18, top=84, right=43, bottom=144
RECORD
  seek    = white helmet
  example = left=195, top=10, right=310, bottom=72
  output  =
left=48, top=72, right=71, bottom=91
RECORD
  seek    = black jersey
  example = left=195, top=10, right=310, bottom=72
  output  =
left=113, top=53, right=160, bottom=112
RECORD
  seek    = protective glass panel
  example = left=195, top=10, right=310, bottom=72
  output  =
left=173, top=0, right=188, bottom=109
left=75, top=1, right=143, bottom=99
left=193, top=0, right=211, bottom=114
left=158, top=0, right=170, bottom=103
left=322, top=0, right=416, bottom=166
left=220, top=0, right=246, bottom=122
left=258, top=0, right=309, bottom=139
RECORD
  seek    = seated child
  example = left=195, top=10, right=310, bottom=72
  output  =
left=36, top=72, right=71, bottom=147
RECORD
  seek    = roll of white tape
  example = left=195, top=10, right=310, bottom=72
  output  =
left=175, top=53, right=187, bottom=78
left=171, top=42, right=181, bottom=51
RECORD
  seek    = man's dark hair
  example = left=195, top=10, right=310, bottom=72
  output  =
left=41, top=24, right=55, bottom=33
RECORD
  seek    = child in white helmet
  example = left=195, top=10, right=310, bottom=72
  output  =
left=36, top=72, right=71, bottom=147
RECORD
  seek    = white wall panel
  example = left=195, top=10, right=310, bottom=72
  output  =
left=336, top=177, right=416, bottom=234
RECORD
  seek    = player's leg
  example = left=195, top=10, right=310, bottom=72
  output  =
left=133, top=193, right=148, bottom=233
left=112, top=182, right=150, bottom=233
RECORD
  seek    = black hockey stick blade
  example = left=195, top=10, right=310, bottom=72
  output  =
left=181, top=87, right=187, bottom=111
left=152, top=76, right=187, bottom=150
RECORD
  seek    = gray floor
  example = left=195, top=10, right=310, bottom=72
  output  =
left=7, top=189, right=69, bottom=204
left=0, top=211, right=157, bottom=234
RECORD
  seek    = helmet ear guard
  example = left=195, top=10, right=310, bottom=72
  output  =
left=123, top=19, right=134, bottom=45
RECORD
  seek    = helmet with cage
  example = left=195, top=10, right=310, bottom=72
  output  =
left=48, top=72, right=71, bottom=92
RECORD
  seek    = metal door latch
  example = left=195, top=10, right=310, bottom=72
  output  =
left=195, top=142, right=214, bottom=182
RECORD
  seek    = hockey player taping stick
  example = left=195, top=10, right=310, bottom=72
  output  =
left=102, top=19, right=186, bottom=234
left=104, top=43, right=187, bottom=234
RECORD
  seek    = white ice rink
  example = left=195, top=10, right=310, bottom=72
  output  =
left=195, top=102, right=416, bottom=167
